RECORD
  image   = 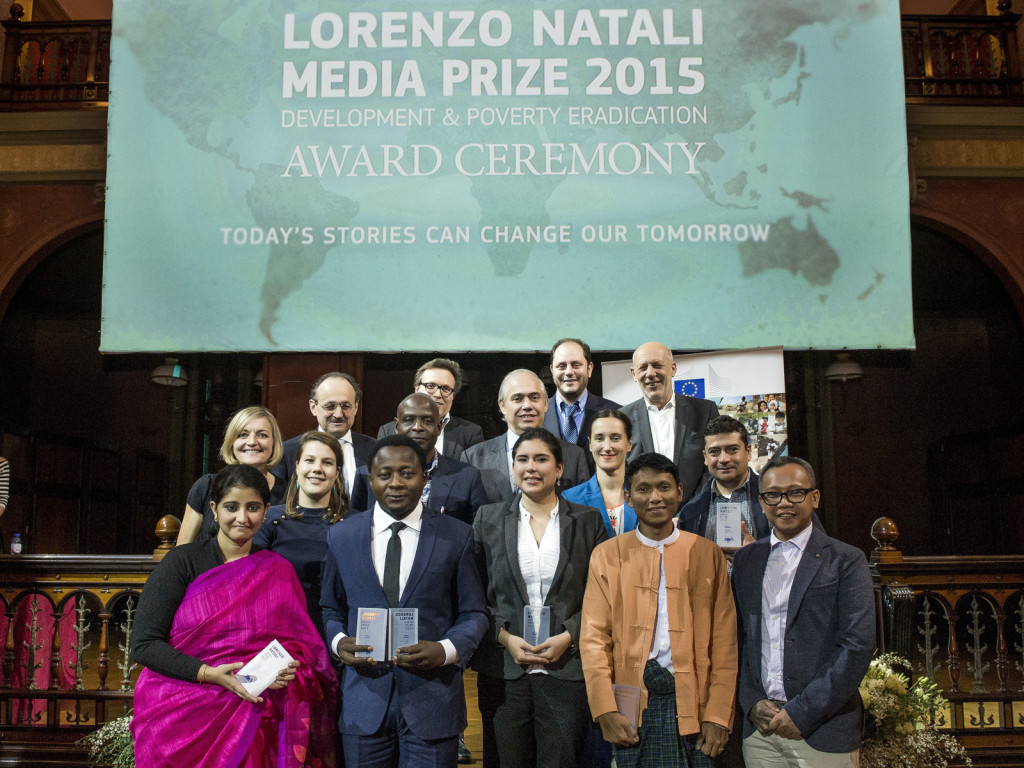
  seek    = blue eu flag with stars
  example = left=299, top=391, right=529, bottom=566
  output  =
left=675, top=378, right=706, bottom=398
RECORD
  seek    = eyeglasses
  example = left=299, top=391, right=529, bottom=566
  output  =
left=316, top=401, right=355, bottom=414
left=758, top=488, right=814, bottom=505
left=419, top=382, right=455, bottom=397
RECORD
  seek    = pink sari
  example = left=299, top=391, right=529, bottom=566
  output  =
left=132, top=551, right=336, bottom=768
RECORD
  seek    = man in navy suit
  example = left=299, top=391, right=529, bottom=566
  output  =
left=731, top=456, right=874, bottom=767
left=321, top=435, right=489, bottom=767
left=621, top=342, right=719, bottom=505
left=273, top=371, right=376, bottom=498
left=542, top=338, right=619, bottom=471
left=378, top=358, right=484, bottom=458
left=678, top=415, right=770, bottom=557
left=354, top=393, right=488, bottom=525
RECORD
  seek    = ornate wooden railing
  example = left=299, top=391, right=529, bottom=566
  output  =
left=1, top=6, right=1023, bottom=111
left=871, top=517, right=1024, bottom=767
left=0, top=517, right=176, bottom=766
left=0, top=5, right=109, bottom=110
left=903, top=5, right=1024, bottom=105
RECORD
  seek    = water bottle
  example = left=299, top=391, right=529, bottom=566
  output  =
left=10, top=534, right=22, bottom=555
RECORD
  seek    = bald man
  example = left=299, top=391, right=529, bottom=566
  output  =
left=351, top=393, right=488, bottom=525
left=620, top=342, right=719, bottom=505
left=461, top=369, right=590, bottom=504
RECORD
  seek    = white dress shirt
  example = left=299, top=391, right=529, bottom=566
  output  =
left=647, top=398, right=676, bottom=459
left=636, top=526, right=680, bottom=672
left=505, top=430, right=519, bottom=490
left=518, top=500, right=560, bottom=673
left=760, top=524, right=813, bottom=701
left=436, top=413, right=450, bottom=456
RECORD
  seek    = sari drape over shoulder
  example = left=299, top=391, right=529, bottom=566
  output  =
left=132, top=550, right=336, bottom=768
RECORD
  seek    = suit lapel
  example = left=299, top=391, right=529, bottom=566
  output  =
left=547, top=499, right=575, bottom=600
left=786, top=529, right=826, bottom=624
left=673, top=394, right=691, bottom=464
left=634, top=402, right=655, bottom=455
left=358, top=512, right=391, bottom=606
left=429, top=455, right=456, bottom=510
left=746, top=540, right=773, bottom=678
left=501, top=499, right=530, bottom=607
left=401, top=511, right=438, bottom=607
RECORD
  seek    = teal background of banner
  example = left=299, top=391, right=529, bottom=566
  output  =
left=102, top=0, right=913, bottom=351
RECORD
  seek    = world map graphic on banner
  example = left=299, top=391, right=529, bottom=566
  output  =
left=102, top=0, right=913, bottom=352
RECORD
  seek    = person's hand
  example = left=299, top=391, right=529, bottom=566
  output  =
left=722, top=522, right=756, bottom=555
left=695, top=721, right=728, bottom=757
left=532, top=631, right=573, bottom=664
left=202, top=662, right=262, bottom=704
left=394, top=641, right=446, bottom=670
left=751, top=699, right=781, bottom=735
left=768, top=707, right=802, bottom=740
left=336, top=636, right=376, bottom=667
left=597, top=712, right=639, bottom=746
left=500, top=632, right=548, bottom=666
left=267, top=660, right=300, bottom=690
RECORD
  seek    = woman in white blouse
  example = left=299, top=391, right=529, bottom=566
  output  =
left=472, top=427, right=608, bottom=768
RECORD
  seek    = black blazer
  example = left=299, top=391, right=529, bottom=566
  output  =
left=471, top=496, right=608, bottom=681
left=541, top=391, right=620, bottom=472
left=621, top=393, right=719, bottom=504
left=377, top=415, right=484, bottom=458
left=271, top=430, right=376, bottom=485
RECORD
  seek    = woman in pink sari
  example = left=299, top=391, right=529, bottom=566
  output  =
left=131, top=464, right=336, bottom=768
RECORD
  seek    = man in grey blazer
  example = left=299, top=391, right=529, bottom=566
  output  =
left=731, top=456, right=874, bottom=767
left=378, top=357, right=484, bottom=458
left=542, top=338, right=619, bottom=472
left=621, top=342, right=719, bottom=504
left=461, top=369, right=590, bottom=504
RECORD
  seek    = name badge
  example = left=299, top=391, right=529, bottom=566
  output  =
left=716, top=503, right=742, bottom=547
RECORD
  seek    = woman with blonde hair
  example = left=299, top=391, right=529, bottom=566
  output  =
left=255, top=430, right=349, bottom=636
left=178, top=406, right=285, bottom=544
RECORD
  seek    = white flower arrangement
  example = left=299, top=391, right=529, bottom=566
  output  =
left=78, top=712, right=134, bottom=768
left=860, top=653, right=970, bottom=768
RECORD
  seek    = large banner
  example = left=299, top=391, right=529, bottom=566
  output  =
left=102, top=0, right=913, bottom=352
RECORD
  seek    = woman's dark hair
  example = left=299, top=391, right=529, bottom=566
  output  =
left=512, top=427, right=563, bottom=465
left=211, top=464, right=270, bottom=506
left=588, top=408, right=633, bottom=441
left=284, top=431, right=350, bottom=523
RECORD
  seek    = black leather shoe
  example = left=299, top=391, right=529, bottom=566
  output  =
left=458, top=737, right=473, bottom=764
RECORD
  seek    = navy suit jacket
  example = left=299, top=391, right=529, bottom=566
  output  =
left=731, top=525, right=875, bottom=753
left=349, top=453, right=488, bottom=525
left=621, top=393, right=719, bottom=504
left=677, top=470, right=771, bottom=541
left=271, top=430, right=376, bottom=485
left=320, top=509, right=489, bottom=740
left=541, top=391, right=620, bottom=471
left=561, top=474, right=637, bottom=538
left=377, top=415, right=484, bottom=458
left=460, top=433, right=590, bottom=505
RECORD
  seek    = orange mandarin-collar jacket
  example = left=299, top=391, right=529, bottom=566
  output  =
left=580, top=530, right=738, bottom=735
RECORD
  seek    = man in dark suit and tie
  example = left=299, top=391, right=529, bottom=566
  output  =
left=731, top=456, right=874, bottom=767
left=378, top=358, right=484, bottom=458
left=321, top=435, right=489, bottom=767
left=621, top=342, right=719, bottom=504
left=542, top=338, right=619, bottom=471
left=354, top=393, right=488, bottom=525
left=461, top=369, right=590, bottom=504
left=273, top=371, right=376, bottom=498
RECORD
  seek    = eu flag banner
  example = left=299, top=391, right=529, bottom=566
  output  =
left=675, top=379, right=706, bottom=399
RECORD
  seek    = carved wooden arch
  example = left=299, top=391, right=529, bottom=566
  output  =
left=0, top=183, right=104, bottom=326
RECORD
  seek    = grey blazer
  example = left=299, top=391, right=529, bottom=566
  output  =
left=471, top=496, right=608, bottom=681
left=731, top=524, right=876, bottom=753
left=621, top=393, right=719, bottom=504
left=460, top=433, right=590, bottom=505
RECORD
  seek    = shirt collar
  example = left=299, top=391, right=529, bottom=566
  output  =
left=646, top=396, right=675, bottom=413
left=712, top=471, right=750, bottom=499
left=556, top=389, right=589, bottom=412
left=769, top=522, right=813, bottom=552
left=635, top=527, right=680, bottom=548
left=505, top=429, right=519, bottom=452
left=318, top=425, right=352, bottom=445
left=372, top=502, right=424, bottom=536
left=441, top=413, right=451, bottom=429
left=518, top=500, right=560, bottom=521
